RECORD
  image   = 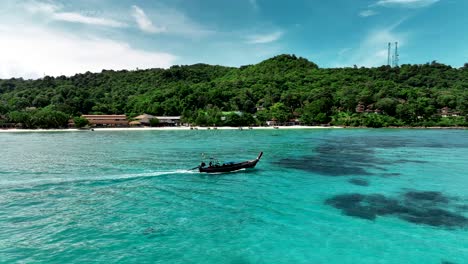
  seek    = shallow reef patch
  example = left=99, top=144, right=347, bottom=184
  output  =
left=325, top=191, right=468, bottom=228
left=348, top=178, right=370, bottom=186
left=275, top=136, right=427, bottom=177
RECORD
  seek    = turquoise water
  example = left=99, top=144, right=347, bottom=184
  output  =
left=0, top=129, right=467, bottom=263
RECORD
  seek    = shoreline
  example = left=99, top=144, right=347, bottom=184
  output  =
left=0, top=125, right=466, bottom=133
left=0, top=126, right=342, bottom=133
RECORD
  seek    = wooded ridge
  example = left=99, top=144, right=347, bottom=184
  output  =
left=1, top=54, right=467, bottom=128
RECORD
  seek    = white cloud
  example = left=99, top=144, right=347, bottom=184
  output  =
left=249, top=0, right=259, bottom=10
left=359, top=10, right=378, bottom=17
left=338, top=48, right=351, bottom=56
left=129, top=4, right=212, bottom=37
left=375, top=0, right=439, bottom=8
left=148, top=7, right=213, bottom=37
left=131, top=5, right=165, bottom=33
left=0, top=25, right=176, bottom=79
left=22, top=1, right=211, bottom=37
left=333, top=28, right=406, bottom=68
left=52, top=12, right=126, bottom=28
left=246, top=31, right=283, bottom=44
left=23, top=0, right=59, bottom=14
left=22, top=0, right=126, bottom=28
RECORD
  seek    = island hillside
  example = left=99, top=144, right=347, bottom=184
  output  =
left=0, top=54, right=467, bottom=128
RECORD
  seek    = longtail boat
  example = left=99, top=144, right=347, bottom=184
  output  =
left=198, top=152, right=263, bottom=173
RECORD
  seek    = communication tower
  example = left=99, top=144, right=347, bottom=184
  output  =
left=393, top=42, right=399, bottom=67
left=386, top=42, right=400, bottom=67
left=387, top=42, right=391, bottom=66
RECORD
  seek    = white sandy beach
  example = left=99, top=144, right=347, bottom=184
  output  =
left=0, top=126, right=343, bottom=133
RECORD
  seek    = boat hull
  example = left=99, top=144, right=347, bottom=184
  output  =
left=199, top=152, right=263, bottom=173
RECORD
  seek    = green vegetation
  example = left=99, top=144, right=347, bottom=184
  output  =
left=149, top=118, right=159, bottom=127
left=0, top=54, right=467, bottom=128
left=73, top=116, right=89, bottom=128
left=6, top=107, right=69, bottom=128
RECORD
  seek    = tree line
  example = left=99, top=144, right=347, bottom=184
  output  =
left=0, top=54, right=467, bottom=128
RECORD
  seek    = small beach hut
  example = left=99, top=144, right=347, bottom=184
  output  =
left=134, top=114, right=155, bottom=125
left=129, top=121, right=141, bottom=126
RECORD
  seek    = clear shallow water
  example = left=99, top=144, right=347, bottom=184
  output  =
left=0, top=129, right=467, bottom=263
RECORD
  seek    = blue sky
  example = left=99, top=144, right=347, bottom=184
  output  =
left=0, top=0, right=467, bottom=79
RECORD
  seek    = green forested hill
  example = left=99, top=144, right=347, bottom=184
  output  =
left=0, top=54, right=467, bottom=128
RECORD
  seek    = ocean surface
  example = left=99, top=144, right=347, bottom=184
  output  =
left=0, top=129, right=467, bottom=264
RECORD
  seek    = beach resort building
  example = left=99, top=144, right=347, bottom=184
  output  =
left=156, top=116, right=181, bottom=126
left=439, top=107, right=461, bottom=118
left=266, top=118, right=278, bottom=126
left=81, top=115, right=128, bottom=127
left=134, top=114, right=155, bottom=126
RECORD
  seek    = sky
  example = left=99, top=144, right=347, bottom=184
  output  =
left=1, top=0, right=467, bottom=79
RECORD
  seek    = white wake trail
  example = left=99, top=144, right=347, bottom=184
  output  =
left=0, top=170, right=197, bottom=189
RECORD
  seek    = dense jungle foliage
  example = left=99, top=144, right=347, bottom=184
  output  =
left=0, top=54, right=467, bottom=128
